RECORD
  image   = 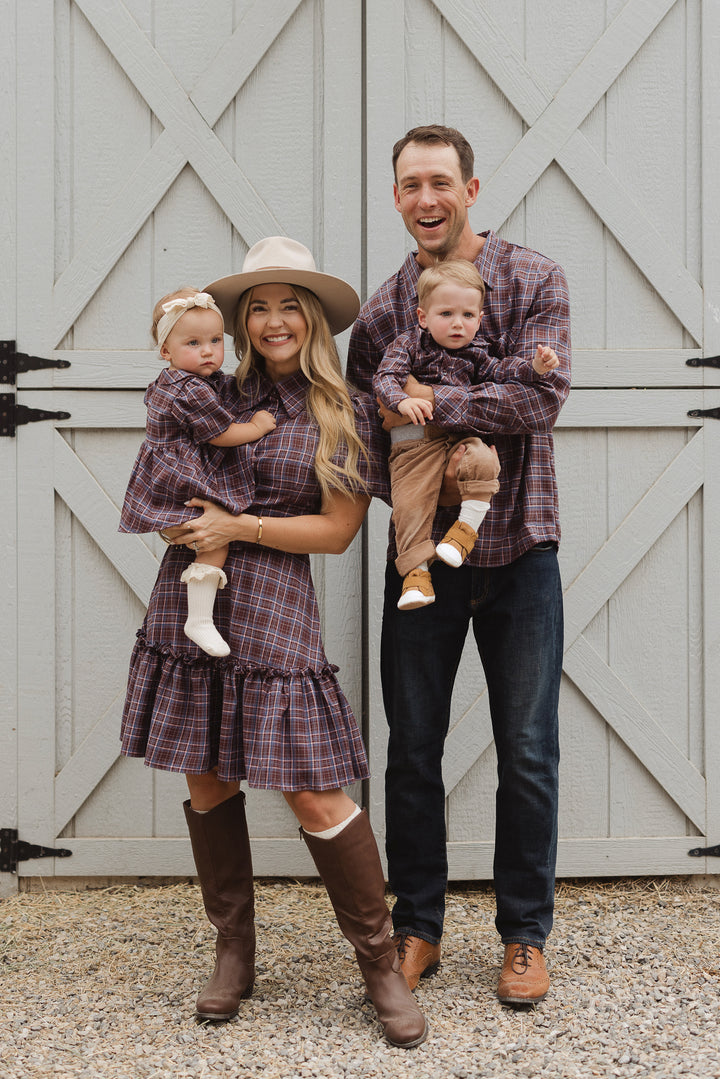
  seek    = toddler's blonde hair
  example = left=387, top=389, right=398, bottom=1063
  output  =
left=416, top=260, right=485, bottom=310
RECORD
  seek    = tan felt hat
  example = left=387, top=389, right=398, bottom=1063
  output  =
left=205, top=236, right=360, bottom=336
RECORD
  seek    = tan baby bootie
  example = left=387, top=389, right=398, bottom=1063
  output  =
left=397, top=568, right=435, bottom=611
left=435, top=520, right=479, bottom=568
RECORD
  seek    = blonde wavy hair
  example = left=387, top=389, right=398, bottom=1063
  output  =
left=233, top=284, right=368, bottom=500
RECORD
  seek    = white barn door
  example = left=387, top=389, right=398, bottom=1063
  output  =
left=364, top=0, right=720, bottom=877
left=6, top=0, right=362, bottom=886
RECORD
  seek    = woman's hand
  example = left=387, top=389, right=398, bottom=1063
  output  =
left=168, top=500, right=255, bottom=554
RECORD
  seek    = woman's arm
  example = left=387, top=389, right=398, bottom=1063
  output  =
left=166, top=489, right=371, bottom=557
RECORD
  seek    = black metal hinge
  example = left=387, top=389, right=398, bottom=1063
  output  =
left=0, top=342, right=72, bottom=436
left=686, top=355, right=720, bottom=419
left=0, top=393, right=71, bottom=437
left=688, top=843, right=720, bottom=858
left=686, top=354, right=720, bottom=369
left=0, top=829, right=73, bottom=874
left=0, top=340, right=71, bottom=385
left=687, top=407, right=720, bottom=420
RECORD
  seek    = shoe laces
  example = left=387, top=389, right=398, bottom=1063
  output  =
left=394, top=932, right=409, bottom=961
left=510, top=943, right=535, bottom=975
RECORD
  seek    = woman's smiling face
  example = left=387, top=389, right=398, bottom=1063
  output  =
left=245, top=283, right=308, bottom=381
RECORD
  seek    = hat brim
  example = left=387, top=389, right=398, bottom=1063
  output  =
left=204, top=268, right=360, bottom=337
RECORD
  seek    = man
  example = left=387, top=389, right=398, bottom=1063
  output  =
left=347, top=125, right=571, bottom=1005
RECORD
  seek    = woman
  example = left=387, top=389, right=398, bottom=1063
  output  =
left=120, top=237, right=427, bottom=1049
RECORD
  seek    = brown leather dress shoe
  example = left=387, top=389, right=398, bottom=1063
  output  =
left=393, top=933, right=441, bottom=991
left=497, top=943, right=549, bottom=1005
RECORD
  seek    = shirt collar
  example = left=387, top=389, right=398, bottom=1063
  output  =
left=473, top=230, right=498, bottom=293
left=164, top=368, right=225, bottom=386
left=241, top=368, right=308, bottom=417
left=400, top=229, right=497, bottom=295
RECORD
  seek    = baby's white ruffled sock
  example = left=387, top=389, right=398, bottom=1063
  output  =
left=180, top=562, right=231, bottom=657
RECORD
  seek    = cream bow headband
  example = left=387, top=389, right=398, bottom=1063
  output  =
left=156, top=292, right=224, bottom=348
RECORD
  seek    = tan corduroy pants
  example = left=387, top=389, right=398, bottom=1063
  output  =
left=389, top=427, right=500, bottom=577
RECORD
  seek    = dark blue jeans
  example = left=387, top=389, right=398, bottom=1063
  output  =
left=381, top=544, right=563, bottom=947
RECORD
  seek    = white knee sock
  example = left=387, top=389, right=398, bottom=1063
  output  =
left=305, top=804, right=361, bottom=840
left=458, top=499, right=491, bottom=531
left=180, top=562, right=231, bottom=657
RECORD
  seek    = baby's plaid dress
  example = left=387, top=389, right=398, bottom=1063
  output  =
left=119, top=368, right=254, bottom=533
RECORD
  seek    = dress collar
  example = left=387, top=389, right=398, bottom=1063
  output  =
left=164, top=368, right=226, bottom=388
left=240, top=368, right=309, bottom=417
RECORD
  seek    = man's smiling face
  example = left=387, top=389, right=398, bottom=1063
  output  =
left=393, top=142, right=478, bottom=266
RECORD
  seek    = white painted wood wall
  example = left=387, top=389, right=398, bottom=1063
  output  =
left=2, top=0, right=718, bottom=892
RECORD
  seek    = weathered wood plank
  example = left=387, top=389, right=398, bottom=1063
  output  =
left=52, top=136, right=185, bottom=348
left=19, top=352, right=159, bottom=390
left=21, top=837, right=318, bottom=878
left=569, top=351, right=713, bottom=389
left=558, top=390, right=711, bottom=427
left=0, top=1, right=18, bottom=897
left=16, top=834, right=712, bottom=882
left=315, top=0, right=364, bottom=723
left=0, top=436, right=18, bottom=898
left=607, top=429, right=691, bottom=837
left=702, top=0, right=720, bottom=358
left=16, top=2, right=54, bottom=358
left=702, top=423, right=720, bottom=843
left=364, top=0, right=409, bottom=295
left=443, top=692, right=494, bottom=797
left=16, top=424, right=58, bottom=849
left=0, top=2, right=16, bottom=333
left=53, top=430, right=157, bottom=605
left=54, top=695, right=125, bottom=835
left=17, top=390, right=146, bottom=427
left=565, top=636, right=705, bottom=828
left=446, top=836, right=710, bottom=880
left=563, top=431, right=703, bottom=647
left=189, top=0, right=303, bottom=120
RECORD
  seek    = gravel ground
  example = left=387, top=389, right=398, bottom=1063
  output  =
left=2, top=876, right=719, bottom=1079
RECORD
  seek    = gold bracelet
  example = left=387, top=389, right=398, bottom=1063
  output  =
left=256, top=516, right=263, bottom=544
left=158, top=529, right=173, bottom=545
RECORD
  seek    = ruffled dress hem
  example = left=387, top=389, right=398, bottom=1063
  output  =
left=120, top=632, right=370, bottom=791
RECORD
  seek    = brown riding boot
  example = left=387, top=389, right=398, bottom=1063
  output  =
left=183, top=792, right=255, bottom=1020
left=301, top=810, right=428, bottom=1048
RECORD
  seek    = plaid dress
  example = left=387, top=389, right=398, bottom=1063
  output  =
left=119, top=368, right=254, bottom=533
left=120, top=369, right=387, bottom=791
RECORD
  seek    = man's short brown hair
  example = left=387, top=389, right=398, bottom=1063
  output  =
left=392, top=125, right=475, bottom=183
